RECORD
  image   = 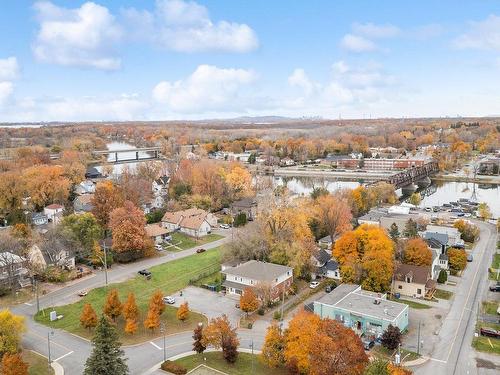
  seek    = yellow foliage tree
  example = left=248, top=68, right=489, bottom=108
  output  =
left=124, top=318, right=138, bottom=335
left=0, top=309, right=26, bottom=356
left=176, top=302, right=190, bottom=322
left=261, top=323, right=285, bottom=368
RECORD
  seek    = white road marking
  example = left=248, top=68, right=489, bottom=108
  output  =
left=149, top=341, right=162, bottom=350
left=24, top=302, right=33, bottom=306
left=54, top=351, right=74, bottom=362
left=427, top=357, right=447, bottom=363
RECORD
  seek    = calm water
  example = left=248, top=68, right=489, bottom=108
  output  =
left=96, top=142, right=153, bottom=176
left=272, top=176, right=500, bottom=218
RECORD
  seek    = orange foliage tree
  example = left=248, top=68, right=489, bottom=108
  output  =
left=261, top=323, right=285, bottom=368
left=122, top=293, right=139, bottom=322
left=403, top=238, right=432, bottom=266
left=1, top=353, right=28, bottom=375
left=80, top=303, right=98, bottom=331
left=239, top=288, right=259, bottom=315
left=91, top=181, right=124, bottom=227
left=149, top=290, right=166, bottom=316
left=124, top=318, right=138, bottom=335
left=103, top=289, right=122, bottom=321
left=201, top=314, right=239, bottom=351
left=313, top=195, right=352, bottom=244
left=143, top=306, right=160, bottom=332
left=22, top=165, right=71, bottom=209
left=176, top=302, right=190, bottom=322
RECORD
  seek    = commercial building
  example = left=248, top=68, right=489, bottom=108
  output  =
left=313, top=284, right=409, bottom=336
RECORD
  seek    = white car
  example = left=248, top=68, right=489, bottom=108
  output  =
left=309, top=281, right=320, bottom=289
left=155, top=244, right=163, bottom=251
left=220, top=224, right=231, bottom=229
left=162, top=296, right=175, bottom=305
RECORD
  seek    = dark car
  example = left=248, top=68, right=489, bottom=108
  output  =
left=480, top=327, right=500, bottom=338
left=196, top=248, right=206, bottom=253
left=489, top=284, right=500, bottom=292
left=138, top=269, right=151, bottom=277
left=325, top=285, right=333, bottom=293
left=362, top=338, right=375, bottom=350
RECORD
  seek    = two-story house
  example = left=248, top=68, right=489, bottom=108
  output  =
left=230, top=197, right=258, bottom=221
left=311, top=249, right=341, bottom=280
left=393, top=264, right=436, bottom=299
left=44, top=204, right=64, bottom=224
left=222, top=260, right=293, bottom=300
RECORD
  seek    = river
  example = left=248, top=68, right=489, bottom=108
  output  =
left=96, top=141, right=155, bottom=176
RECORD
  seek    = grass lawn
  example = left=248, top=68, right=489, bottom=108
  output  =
left=372, top=345, right=420, bottom=362
left=0, top=288, right=34, bottom=308
left=23, top=350, right=54, bottom=375
left=389, top=297, right=431, bottom=310
left=434, top=289, right=454, bottom=300
left=472, top=322, right=500, bottom=354
left=34, top=249, right=223, bottom=345
left=164, top=232, right=224, bottom=251
left=489, top=254, right=500, bottom=281
left=174, top=352, right=288, bottom=375
left=482, top=301, right=499, bottom=315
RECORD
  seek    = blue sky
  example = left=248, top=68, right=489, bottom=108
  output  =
left=1, top=0, right=500, bottom=121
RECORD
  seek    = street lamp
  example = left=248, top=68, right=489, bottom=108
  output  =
left=160, top=322, right=166, bottom=362
left=47, top=330, right=54, bottom=365
left=98, top=240, right=109, bottom=287
left=249, top=339, right=254, bottom=374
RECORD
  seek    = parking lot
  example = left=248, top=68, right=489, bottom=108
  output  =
left=170, top=286, right=243, bottom=326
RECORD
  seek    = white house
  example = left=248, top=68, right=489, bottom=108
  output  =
left=145, top=224, right=170, bottom=244
left=74, top=180, right=96, bottom=195
left=311, top=249, right=341, bottom=280
left=44, top=204, right=64, bottom=224
left=222, top=260, right=293, bottom=299
left=32, top=212, right=48, bottom=226
left=162, top=208, right=217, bottom=238
left=28, top=244, right=75, bottom=272
left=152, top=176, right=169, bottom=196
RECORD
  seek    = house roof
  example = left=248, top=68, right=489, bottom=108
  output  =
left=231, top=197, right=257, bottom=209
left=32, top=212, right=48, bottom=221
left=145, top=224, right=169, bottom=237
left=223, top=260, right=292, bottom=282
left=313, top=249, right=331, bottom=265
left=394, top=264, right=431, bottom=285
left=154, top=176, right=169, bottom=185
left=74, top=194, right=94, bottom=205
left=423, top=232, right=449, bottom=246
left=162, top=208, right=211, bottom=230
left=425, top=237, right=444, bottom=249
left=0, top=252, right=25, bottom=266
left=45, top=204, right=64, bottom=210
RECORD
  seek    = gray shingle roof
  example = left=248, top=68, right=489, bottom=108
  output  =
left=223, top=260, right=292, bottom=282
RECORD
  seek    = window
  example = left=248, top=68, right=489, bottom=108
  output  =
left=275, top=278, right=278, bottom=282
left=250, top=280, right=253, bottom=285
left=405, top=276, right=412, bottom=283
left=417, top=288, right=422, bottom=295
left=398, top=285, right=402, bottom=289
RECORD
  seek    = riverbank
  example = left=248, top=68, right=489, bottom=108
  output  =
left=433, top=174, right=500, bottom=185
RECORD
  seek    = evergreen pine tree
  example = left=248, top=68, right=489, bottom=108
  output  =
left=84, top=315, right=128, bottom=375
left=403, top=218, right=418, bottom=238
left=389, top=223, right=400, bottom=241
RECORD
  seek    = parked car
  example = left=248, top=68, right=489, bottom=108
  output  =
left=309, top=281, right=320, bottom=289
left=489, top=284, right=500, bottom=292
left=480, top=327, right=500, bottom=338
left=467, top=254, right=473, bottom=262
left=77, top=290, right=88, bottom=297
left=196, top=248, right=206, bottom=253
left=424, top=207, right=432, bottom=212
left=325, top=285, right=334, bottom=293
left=220, top=224, right=231, bottom=229
left=432, top=206, right=440, bottom=212
left=138, top=269, right=152, bottom=277
left=362, top=338, right=375, bottom=350
left=165, top=235, right=172, bottom=242
left=162, top=296, right=175, bottom=305
left=155, top=244, right=163, bottom=251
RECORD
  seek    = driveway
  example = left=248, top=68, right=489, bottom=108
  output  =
left=171, top=286, right=242, bottom=326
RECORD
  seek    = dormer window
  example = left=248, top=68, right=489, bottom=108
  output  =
left=405, top=275, right=412, bottom=283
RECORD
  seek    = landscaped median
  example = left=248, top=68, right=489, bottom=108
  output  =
left=34, top=248, right=224, bottom=345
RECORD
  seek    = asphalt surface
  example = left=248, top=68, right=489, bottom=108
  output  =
left=13, top=234, right=230, bottom=375
left=414, top=220, right=499, bottom=375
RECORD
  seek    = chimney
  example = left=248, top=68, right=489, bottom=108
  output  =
left=441, top=244, right=445, bottom=255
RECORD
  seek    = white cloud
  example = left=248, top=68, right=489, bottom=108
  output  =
left=454, top=14, right=500, bottom=51
left=341, top=34, right=378, bottom=52
left=123, top=0, right=258, bottom=53
left=288, top=69, right=315, bottom=96
left=352, top=22, right=400, bottom=38
left=0, top=82, right=14, bottom=105
left=32, top=1, right=122, bottom=70
left=152, top=65, right=257, bottom=113
left=0, top=57, right=19, bottom=81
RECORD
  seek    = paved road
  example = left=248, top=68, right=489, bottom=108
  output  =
left=12, top=235, right=230, bottom=375
left=414, top=220, right=499, bottom=375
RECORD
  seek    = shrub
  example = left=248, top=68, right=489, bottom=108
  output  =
left=0, top=286, right=11, bottom=297
left=160, top=361, right=187, bottom=375
left=233, top=212, right=247, bottom=227
left=273, top=311, right=282, bottom=320
left=437, top=269, right=448, bottom=284
left=257, top=307, right=265, bottom=316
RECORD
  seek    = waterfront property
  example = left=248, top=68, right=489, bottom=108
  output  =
left=222, top=260, right=293, bottom=298
left=230, top=197, right=258, bottom=220
left=313, top=284, right=409, bottom=337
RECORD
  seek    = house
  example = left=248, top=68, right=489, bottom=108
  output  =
left=31, top=212, right=48, bottom=226
left=28, top=244, right=75, bottom=272
left=230, top=197, right=257, bottom=221
left=0, top=252, right=30, bottom=288
left=422, top=225, right=464, bottom=248
left=162, top=208, right=218, bottom=238
left=279, top=157, right=295, bottom=166
left=314, top=284, right=409, bottom=337
left=425, top=238, right=449, bottom=277
left=152, top=176, right=169, bottom=196
left=393, top=264, right=436, bottom=299
left=85, top=166, right=102, bottom=179
left=44, top=204, right=64, bottom=224
left=73, top=194, right=94, bottom=213
left=222, top=260, right=293, bottom=299
left=311, top=249, right=341, bottom=280
left=318, top=235, right=336, bottom=249
left=74, top=180, right=96, bottom=195
left=145, top=224, right=170, bottom=245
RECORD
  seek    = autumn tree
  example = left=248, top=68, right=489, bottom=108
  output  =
left=84, top=315, right=128, bottom=375
left=478, top=203, right=492, bottom=220
left=0, top=309, right=25, bottom=358
left=149, top=290, right=166, bottom=316
left=381, top=324, right=402, bottom=350
left=0, top=172, right=24, bottom=216
left=143, top=306, right=160, bottom=332
left=388, top=364, right=413, bottom=375
left=403, top=219, right=418, bottom=238
left=103, top=289, right=122, bottom=321
left=109, top=201, right=153, bottom=262
left=22, top=165, right=71, bottom=209
left=453, top=220, right=479, bottom=242
left=224, top=163, right=252, bottom=200
left=1, top=353, right=28, bottom=375
left=447, top=248, right=467, bottom=273
left=389, top=223, right=400, bottom=241
left=192, top=324, right=206, bottom=354
left=403, top=238, right=432, bottom=266
left=177, top=302, right=190, bottom=322
left=409, top=192, right=422, bottom=207
left=239, top=288, right=259, bottom=316
left=80, top=303, right=98, bottom=331
left=261, top=323, right=285, bottom=368
left=202, top=314, right=239, bottom=363
left=313, top=194, right=353, bottom=244
left=124, top=319, right=138, bottom=335
left=91, top=181, right=124, bottom=227
left=123, top=293, right=139, bottom=322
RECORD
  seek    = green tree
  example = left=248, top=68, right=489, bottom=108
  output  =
left=437, top=269, right=448, bottom=284
left=248, top=153, right=256, bottom=164
left=409, top=192, right=422, bottom=207
left=60, top=213, right=102, bottom=255
left=403, top=219, right=418, bottom=238
left=389, top=223, right=400, bottom=241
left=233, top=212, right=247, bottom=227
left=84, top=315, right=128, bottom=375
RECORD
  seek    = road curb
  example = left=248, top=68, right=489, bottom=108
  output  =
left=51, top=361, right=64, bottom=375
left=404, top=356, right=430, bottom=367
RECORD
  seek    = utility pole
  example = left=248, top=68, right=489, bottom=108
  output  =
left=161, top=322, right=166, bottom=362
left=417, top=321, right=421, bottom=355
left=47, top=331, right=54, bottom=365
left=250, top=339, right=254, bottom=374
left=99, top=239, right=108, bottom=287
left=35, top=278, right=40, bottom=313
